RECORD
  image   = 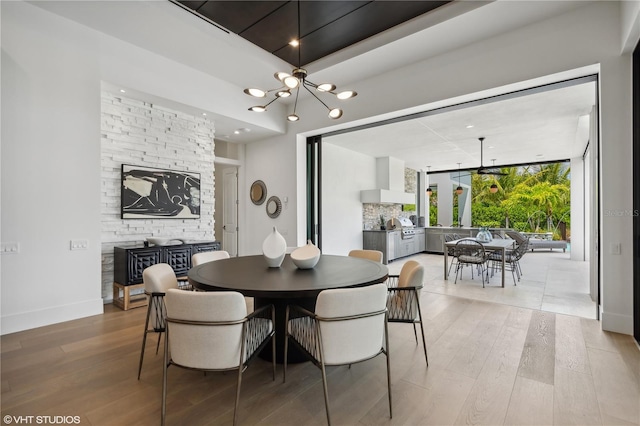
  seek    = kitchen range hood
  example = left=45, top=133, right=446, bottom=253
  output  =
left=360, top=157, right=416, bottom=204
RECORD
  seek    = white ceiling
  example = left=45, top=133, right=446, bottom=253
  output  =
left=324, top=80, right=595, bottom=172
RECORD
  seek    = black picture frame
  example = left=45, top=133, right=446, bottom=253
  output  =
left=121, top=164, right=201, bottom=219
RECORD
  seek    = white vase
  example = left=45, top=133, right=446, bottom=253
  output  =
left=291, top=240, right=321, bottom=269
left=262, top=226, right=287, bottom=268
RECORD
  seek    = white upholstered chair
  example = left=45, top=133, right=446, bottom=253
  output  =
left=137, top=263, right=179, bottom=380
left=386, top=260, right=428, bottom=365
left=191, top=250, right=230, bottom=266
left=348, top=249, right=384, bottom=263
left=283, top=283, right=391, bottom=425
left=162, top=289, right=275, bottom=426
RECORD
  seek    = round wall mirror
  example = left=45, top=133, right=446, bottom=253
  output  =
left=250, top=180, right=267, bottom=205
left=266, top=196, right=282, bottom=218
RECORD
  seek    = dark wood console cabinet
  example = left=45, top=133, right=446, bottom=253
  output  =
left=113, top=240, right=220, bottom=310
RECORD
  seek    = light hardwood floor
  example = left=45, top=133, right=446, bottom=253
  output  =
left=2, top=287, right=637, bottom=425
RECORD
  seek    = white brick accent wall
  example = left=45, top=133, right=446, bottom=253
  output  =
left=100, top=92, right=215, bottom=300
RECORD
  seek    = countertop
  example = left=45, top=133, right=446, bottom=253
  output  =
left=363, top=227, right=426, bottom=233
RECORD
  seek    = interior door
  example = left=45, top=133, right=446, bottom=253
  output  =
left=222, top=167, right=238, bottom=256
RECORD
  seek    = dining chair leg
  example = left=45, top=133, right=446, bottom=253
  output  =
left=416, top=303, right=428, bottom=366
left=271, top=335, right=276, bottom=381
left=384, top=317, right=393, bottom=419
left=320, top=359, right=332, bottom=426
left=137, top=301, right=153, bottom=380
left=161, top=326, right=169, bottom=426
left=234, top=365, right=243, bottom=426
left=412, top=323, right=418, bottom=344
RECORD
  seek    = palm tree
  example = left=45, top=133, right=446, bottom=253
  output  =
left=502, top=181, right=569, bottom=231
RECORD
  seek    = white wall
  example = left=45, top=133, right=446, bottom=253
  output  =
left=245, top=1, right=637, bottom=334
left=321, top=143, right=376, bottom=255
left=1, top=2, right=104, bottom=333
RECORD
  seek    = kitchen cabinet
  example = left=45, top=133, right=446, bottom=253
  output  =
left=415, top=228, right=426, bottom=252
left=363, top=228, right=426, bottom=264
left=363, top=230, right=399, bottom=264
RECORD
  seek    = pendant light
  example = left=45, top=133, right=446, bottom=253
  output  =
left=426, top=166, right=433, bottom=195
left=244, top=0, right=357, bottom=121
left=455, top=163, right=463, bottom=195
left=489, top=160, right=499, bottom=193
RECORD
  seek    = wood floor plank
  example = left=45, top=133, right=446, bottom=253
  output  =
left=446, top=303, right=511, bottom=379
left=517, top=310, right=556, bottom=385
left=553, top=366, right=602, bottom=425
left=587, top=347, right=640, bottom=425
left=504, top=376, right=554, bottom=425
left=454, top=323, right=528, bottom=425
left=555, top=313, right=590, bottom=374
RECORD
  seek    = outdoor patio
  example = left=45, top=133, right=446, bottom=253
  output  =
left=389, top=249, right=595, bottom=319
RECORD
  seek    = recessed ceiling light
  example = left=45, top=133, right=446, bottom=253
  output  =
left=488, top=145, right=494, bottom=149
left=466, top=124, right=474, bottom=129
left=234, top=130, right=240, bottom=135
left=202, top=113, right=207, bottom=116
left=289, top=39, right=299, bottom=47
left=120, top=89, right=126, bottom=93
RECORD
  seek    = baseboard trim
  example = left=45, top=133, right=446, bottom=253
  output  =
left=1, top=298, right=104, bottom=335
left=601, top=310, right=634, bottom=335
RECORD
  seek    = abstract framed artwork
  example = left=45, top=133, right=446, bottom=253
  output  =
left=121, top=164, right=201, bottom=219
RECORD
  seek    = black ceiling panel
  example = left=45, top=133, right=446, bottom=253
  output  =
left=174, top=0, right=451, bottom=66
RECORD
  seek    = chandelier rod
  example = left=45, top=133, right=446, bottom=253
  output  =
left=297, top=0, right=301, bottom=68
left=303, top=84, right=331, bottom=110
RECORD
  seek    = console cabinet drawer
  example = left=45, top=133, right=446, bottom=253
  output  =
left=114, top=241, right=220, bottom=286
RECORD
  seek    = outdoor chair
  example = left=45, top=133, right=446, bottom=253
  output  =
left=490, top=236, right=529, bottom=285
left=162, top=289, right=275, bottom=426
left=386, top=260, right=428, bottom=365
left=283, top=283, right=391, bottom=425
left=453, top=239, right=491, bottom=287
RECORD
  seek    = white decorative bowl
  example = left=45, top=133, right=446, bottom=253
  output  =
left=146, top=237, right=184, bottom=246
left=290, top=240, right=321, bottom=269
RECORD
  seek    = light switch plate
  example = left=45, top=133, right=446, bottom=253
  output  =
left=70, top=239, right=89, bottom=250
left=1, top=243, right=20, bottom=254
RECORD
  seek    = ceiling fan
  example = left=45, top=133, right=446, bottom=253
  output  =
left=472, top=137, right=508, bottom=176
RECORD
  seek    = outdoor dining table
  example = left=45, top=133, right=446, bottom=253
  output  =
left=188, top=254, right=389, bottom=362
left=443, top=238, right=515, bottom=287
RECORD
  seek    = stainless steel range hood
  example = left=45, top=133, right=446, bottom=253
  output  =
left=360, top=157, right=416, bottom=204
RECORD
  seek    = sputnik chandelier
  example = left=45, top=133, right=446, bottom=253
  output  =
left=243, top=1, right=357, bottom=122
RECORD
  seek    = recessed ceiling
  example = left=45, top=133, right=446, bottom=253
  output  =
left=174, top=0, right=450, bottom=67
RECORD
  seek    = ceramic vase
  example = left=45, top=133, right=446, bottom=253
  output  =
left=290, top=240, right=321, bottom=269
left=476, top=227, right=493, bottom=243
left=262, top=226, right=287, bottom=268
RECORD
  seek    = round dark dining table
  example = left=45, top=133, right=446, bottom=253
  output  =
left=188, top=254, right=389, bottom=362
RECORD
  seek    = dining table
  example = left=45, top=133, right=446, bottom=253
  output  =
left=443, top=237, right=515, bottom=287
left=188, top=254, right=389, bottom=362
